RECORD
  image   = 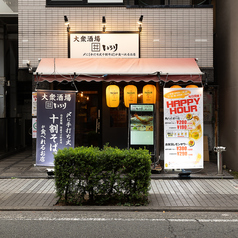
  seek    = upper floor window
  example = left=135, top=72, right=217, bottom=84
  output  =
left=46, top=0, right=212, bottom=6
left=46, top=0, right=124, bottom=6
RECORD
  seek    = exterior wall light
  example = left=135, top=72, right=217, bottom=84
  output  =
left=102, top=16, right=106, bottom=32
left=138, top=15, right=143, bottom=32
left=64, top=15, right=70, bottom=32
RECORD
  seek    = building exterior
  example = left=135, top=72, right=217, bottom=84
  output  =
left=15, top=0, right=216, bottom=167
left=0, top=0, right=28, bottom=158
left=216, top=1, right=238, bottom=171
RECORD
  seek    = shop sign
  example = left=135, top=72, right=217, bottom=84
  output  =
left=106, top=85, right=120, bottom=108
left=164, top=88, right=203, bottom=169
left=36, top=90, right=76, bottom=166
left=143, top=84, right=156, bottom=104
left=69, top=32, right=139, bottom=58
left=32, top=118, right=37, bottom=138
left=129, top=104, right=154, bottom=145
left=124, top=85, right=137, bottom=107
left=32, top=92, right=37, bottom=116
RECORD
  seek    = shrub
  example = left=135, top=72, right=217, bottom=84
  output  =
left=54, top=145, right=151, bottom=206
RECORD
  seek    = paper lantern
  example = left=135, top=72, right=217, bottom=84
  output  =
left=186, top=85, right=198, bottom=88
left=170, top=85, right=182, bottom=88
left=124, top=85, right=137, bottom=107
left=143, top=84, right=156, bottom=104
left=106, top=85, right=120, bottom=108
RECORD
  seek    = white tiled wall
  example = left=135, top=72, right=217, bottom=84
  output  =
left=18, top=0, right=213, bottom=68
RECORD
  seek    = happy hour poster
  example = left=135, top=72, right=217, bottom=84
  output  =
left=164, top=88, right=203, bottom=169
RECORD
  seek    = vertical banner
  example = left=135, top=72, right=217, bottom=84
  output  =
left=36, top=90, right=76, bottom=166
left=32, top=92, right=37, bottom=116
left=32, top=118, right=37, bottom=138
left=164, top=88, right=203, bottom=169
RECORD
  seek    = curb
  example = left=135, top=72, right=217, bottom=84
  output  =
left=0, top=175, right=234, bottom=179
left=151, top=175, right=234, bottom=180
left=1, top=206, right=238, bottom=212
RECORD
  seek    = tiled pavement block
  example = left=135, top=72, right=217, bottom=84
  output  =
left=0, top=179, right=57, bottom=207
left=149, top=179, right=238, bottom=208
left=166, top=180, right=185, bottom=206
left=1, top=193, right=57, bottom=207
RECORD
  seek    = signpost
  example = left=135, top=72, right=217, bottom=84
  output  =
left=32, top=92, right=37, bottom=116
left=164, top=88, right=203, bottom=169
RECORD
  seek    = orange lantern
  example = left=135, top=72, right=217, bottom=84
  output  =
left=124, top=85, right=137, bottom=107
left=143, top=84, right=156, bottom=104
left=170, top=85, right=182, bottom=88
left=186, top=85, right=198, bottom=88
left=106, top=85, right=120, bottom=108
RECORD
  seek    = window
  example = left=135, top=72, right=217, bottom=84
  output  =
left=46, top=0, right=123, bottom=6
left=46, top=0, right=212, bottom=6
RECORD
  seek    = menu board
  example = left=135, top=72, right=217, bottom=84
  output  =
left=164, top=88, right=203, bottom=169
left=129, top=104, right=154, bottom=145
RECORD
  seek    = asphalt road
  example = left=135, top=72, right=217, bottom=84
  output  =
left=0, top=211, right=238, bottom=238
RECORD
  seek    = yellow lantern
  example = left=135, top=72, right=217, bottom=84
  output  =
left=186, top=85, right=198, bottom=88
left=106, top=85, right=120, bottom=108
left=170, top=85, right=182, bottom=88
left=124, top=85, right=137, bottom=107
left=143, top=84, right=156, bottom=104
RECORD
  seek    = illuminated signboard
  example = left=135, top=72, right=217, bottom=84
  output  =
left=69, top=32, right=139, bottom=58
left=129, top=104, right=154, bottom=146
left=164, top=88, right=203, bottom=169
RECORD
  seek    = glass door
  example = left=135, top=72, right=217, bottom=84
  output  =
left=75, top=91, right=101, bottom=147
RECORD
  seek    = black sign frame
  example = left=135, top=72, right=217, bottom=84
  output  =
left=36, top=90, right=76, bottom=166
left=128, top=103, right=155, bottom=155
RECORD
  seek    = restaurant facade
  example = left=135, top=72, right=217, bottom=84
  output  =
left=17, top=0, right=216, bottom=168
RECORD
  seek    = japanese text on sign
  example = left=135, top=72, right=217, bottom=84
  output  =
left=36, top=91, right=76, bottom=166
left=164, top=88, right=203, bottom=169
left=70, top=33, right=139, bottom=58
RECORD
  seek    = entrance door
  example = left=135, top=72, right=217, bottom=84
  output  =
left=75, top=91, right=101, bottom=147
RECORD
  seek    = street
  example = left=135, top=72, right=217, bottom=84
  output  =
left=0, top=211, right=238, bottom=238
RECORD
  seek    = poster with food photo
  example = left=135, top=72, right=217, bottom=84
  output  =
left=129, top=104, right=154, bottom=145
left=163, top=88, right=203, bottom=169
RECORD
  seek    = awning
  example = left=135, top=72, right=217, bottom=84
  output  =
left=34, top=58, right=203, bottom=83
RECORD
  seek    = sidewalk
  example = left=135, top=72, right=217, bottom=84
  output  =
left=0, top=149, right=237, bottom=211
left=0, top=148, right=233, bottom=179
left=1, top=178, right=238, bottom=211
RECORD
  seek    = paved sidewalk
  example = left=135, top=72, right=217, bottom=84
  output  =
left=0, top=178, right=238, bottom=211
left=0, top=149, right=238, bottom=211
left=0, top=149, right=234, bottom=179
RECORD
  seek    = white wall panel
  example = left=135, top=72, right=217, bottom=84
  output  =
left=18, top=0, right=213, bottom=68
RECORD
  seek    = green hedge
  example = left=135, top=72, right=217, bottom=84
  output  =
left=54, top=146, right=151, bottom=206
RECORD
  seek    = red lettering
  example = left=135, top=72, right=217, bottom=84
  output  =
left=187, top=99, right=193, bottom=105
left=184, top=106, right=190, bottom=113
left=166, top=101, right=174, bottom=108
left=177, top=107, right=184, bottom=113
left=180, top=99, right=187, bottom=106
left=174, top=100, right=180, bottom=107
left=169, top=107, right=177, bottom=114
left=169, top=105, right=198, bottom=114
left=191, top=105, right=197, bottom=112
left=194, top=97, right=200, bottom=104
